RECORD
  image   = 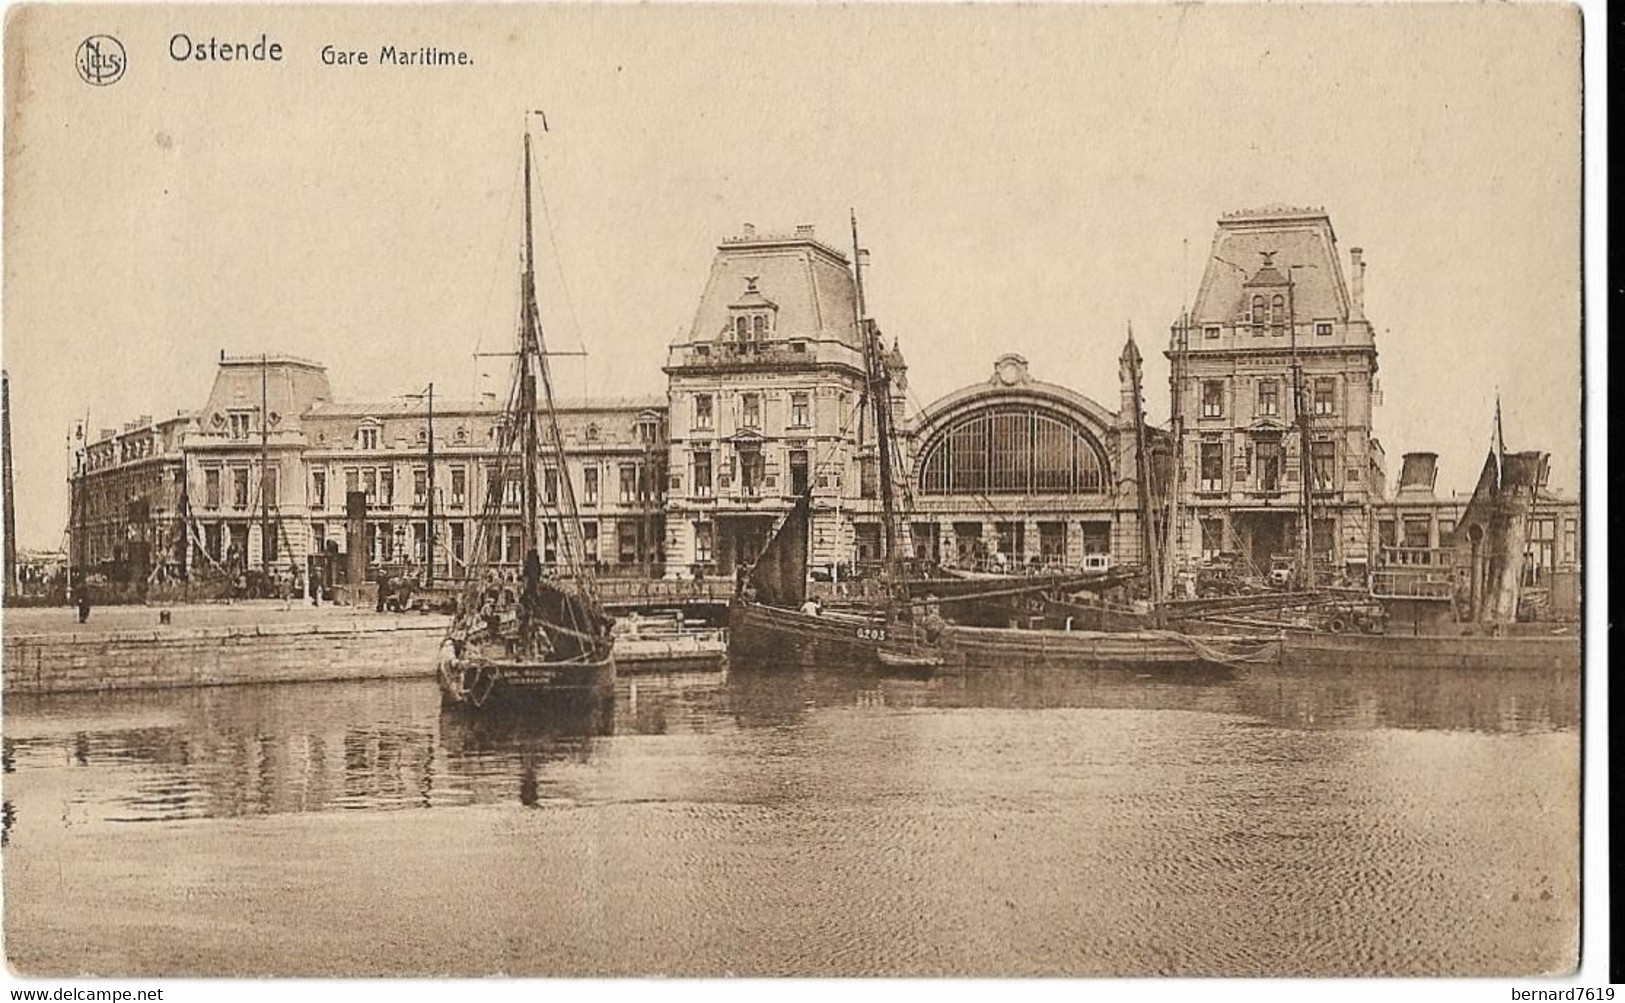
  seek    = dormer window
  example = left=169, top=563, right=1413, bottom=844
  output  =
left=228, top=410, right=253, bottom=441
left=735, top=316, right=749, bottom=341
left=1251, top=295, right=1266, bottom=333
left=358, top=424, right=379, bottom=450
left=752, top=315, right=767, bottom=339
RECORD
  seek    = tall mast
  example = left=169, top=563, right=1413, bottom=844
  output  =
left=425, top=383, right=435, bottom=585
left=2, top=371, right=15, bottom=599
left=1125, top=326, right=1162, bottom=604
left=1160, top=313, right=1186, bottom=601
left=519, top=134, right=540, bottom=558
left=261, top=353, right=272, bottom=569
left=850, top=210, right=903, bottom=598
left=1290, top=269, right=1313, bottom=588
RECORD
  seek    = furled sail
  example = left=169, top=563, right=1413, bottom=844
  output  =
left=747, top=494, right=810, bottom=609
left=1449, top=444, right=1548, bottom=623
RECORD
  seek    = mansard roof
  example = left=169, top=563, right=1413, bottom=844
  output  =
left=680, top=227, right=862, bottom=350
left=1192, top=206, right=1354, bottom=326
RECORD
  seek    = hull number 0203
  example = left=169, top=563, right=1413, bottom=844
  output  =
left=856, top=627, right=888, bottom=642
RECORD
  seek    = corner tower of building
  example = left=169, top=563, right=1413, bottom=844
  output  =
left=663, top=224, right=882, bottom=578
left=1167, top=205, right=1384, bottom=581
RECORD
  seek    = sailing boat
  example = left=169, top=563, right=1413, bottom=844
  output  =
left=727, top=213, right=945, bottom=672
left=437, top=128, right=616, bottom=709
left=1282, top=404, right=1579, bottom=671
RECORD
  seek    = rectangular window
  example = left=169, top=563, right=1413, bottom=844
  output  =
left=345, top=468, right=360, bottom=498
left=620, top=464, right=637, bottom=504
left=694, top=522, right=713, bottom=564
left=694, top=394, right=714, bottom=431
left=1081, top=521, right=1111, bottom=555
left=1311, top=441, right=1337, bottom=490
left=1313, top=377, right=1336, bottom=416
left=1200, top=517, right=1223, bottom=560
left=262, top=465, right=279, bottom=509
left=358, top=426, right=379, bottom=450
left=1255, top=439, right=1281, bottom=492
left=311, top=522, right=326, bottom=554
left=228, top=411, right=252, bottom=441
left=693, top=450, right=713, bottom=497
left=450, top=467, right=466, bottom=508
left=205, top=468, right=222, bottom=510
left=582, top=521, right=599, bottom=563
left=1204, top=325, right=1221, bottom=340
left=1201, top=381, right=1224, bottom=418
left=1199, top=441, right=1224, bottom=493
left=1038, top=522, right=1066, bottom=563
left=413, top=468, right=428, bottom=507
left=310, top=469, right=326, bottom=510
left=618, top=522, right=639, bottom=564
left=583, top=467, right=599, bottom=506
left=859, top=455, right=877, bottom=499
left=1402, top=515, right=1432, bottom=549
left=1438, top=519, right=1456, bottom=542
left=1379, top=519, right=1397, bottom=548
left=854, top=524, right=882, bottom=562
left=380, top=469, right=394, bottom=506
left=363, top=469, right=378, bottom=506
left=791, top=392, right=810, bottom=428
left=741, top=393, right=761, bottom=429
left=204, top=523, right=222, bottom=561
left=503, top=524, right=522, bottom=565
left=1256, top=380, right=1280, bottom=417
left=450, top=522, right=466, bottom=567
left=543, top=522, right=558, bottom=564
left=232, top=468, right=250, bottom=508
left=739, top=449, right=764, bottom=496
left=413, top=523, right=428, bottom=564
left=544, top=467, right=559, bottom=506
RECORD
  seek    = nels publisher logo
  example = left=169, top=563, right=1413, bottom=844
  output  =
left=76, top=35, right=126, bottom=86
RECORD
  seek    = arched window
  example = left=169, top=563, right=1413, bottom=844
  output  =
left=1271, top=294, right=1286, bottom=330
left=735, top=316, right=748, bottom=341
left=918, top=404, right=1107, bottom=496
left=1251, top=295, right=1266, bottom=330
left=752, top=314, right=767, bottom=339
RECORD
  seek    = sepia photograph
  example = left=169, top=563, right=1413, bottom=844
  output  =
left=0, top=0, right=1599, bottom=986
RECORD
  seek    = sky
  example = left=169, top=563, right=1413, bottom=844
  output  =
left=3, top=4, right=1583, bottom=551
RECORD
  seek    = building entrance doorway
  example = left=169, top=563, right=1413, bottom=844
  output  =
left=1237, top=512, right=1291, bottom=577
left=716, top=515, right=777, bottom=577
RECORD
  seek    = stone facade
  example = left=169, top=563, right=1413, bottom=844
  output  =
left=1166, top=205, right=1386, bottom=580
left=75, top=354, right=666, bottom=583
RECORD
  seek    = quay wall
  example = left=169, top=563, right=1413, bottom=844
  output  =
left=3, top=619, right=448, bottom=696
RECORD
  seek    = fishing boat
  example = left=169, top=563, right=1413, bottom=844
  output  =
left=1282, top=405, right=1580, bottom=673
left=437, top=125, right=616, bottom=709
left=728, top=213, right=944, bottom=672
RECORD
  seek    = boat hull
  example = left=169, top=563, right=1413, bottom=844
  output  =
left=728, top=601, right=942, bottom=672
left=437, top=640, right=616, bottom=709
left=941, top=625, right=1279, bottom=670
left=1282, top=628, right=1581, bottom=672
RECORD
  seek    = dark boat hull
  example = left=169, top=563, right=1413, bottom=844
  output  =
left=728, top=601, right=941, bottom=672
left=942, top=625, right=1279, bottom=671
left=1282, top=628, right=1581, bottom=672
left=438, top=640, right=617, bottom=709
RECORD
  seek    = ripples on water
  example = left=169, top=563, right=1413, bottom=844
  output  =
left=2, top=663, right=1580, bottom=976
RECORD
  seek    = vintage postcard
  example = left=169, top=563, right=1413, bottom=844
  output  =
left=0, top=1, right=1591, bottom=982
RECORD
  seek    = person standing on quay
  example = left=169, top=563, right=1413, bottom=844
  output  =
left=75, top=582, right=91, bottom=624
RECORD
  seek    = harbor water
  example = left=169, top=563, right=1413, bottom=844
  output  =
left=2, top=662, right=1578, bottom=976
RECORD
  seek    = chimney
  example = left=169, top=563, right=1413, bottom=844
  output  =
left=1350, top=247, right=1366, bottom=320
left=795, top=224, right=815, bottom=239
left=741, top=222, right=756, bottom=239
left=1397, top=451, right=1438, bottom=497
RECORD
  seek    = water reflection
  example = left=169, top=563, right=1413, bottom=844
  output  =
left=0, top=664, right=1577, bottom=828
left=2, top=662, right=1579, bottom=976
